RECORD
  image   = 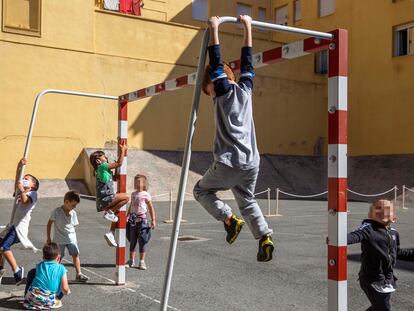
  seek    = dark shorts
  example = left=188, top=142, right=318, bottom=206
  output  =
left=126, top=219, right=151, bottom=253
left=0, top=225, right=20, bottom=251
left=96, top=194, right=115, bottom=212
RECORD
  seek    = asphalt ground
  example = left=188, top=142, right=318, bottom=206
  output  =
left=0, top=197, right=413, bottom=311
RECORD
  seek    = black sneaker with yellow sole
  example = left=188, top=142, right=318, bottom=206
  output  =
left=257, top=234, right=274, bottom=262
left=224, top=215, right=245, bottom=244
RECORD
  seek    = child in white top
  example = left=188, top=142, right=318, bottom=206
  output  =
left=0, top=158, right=39, bottom=285
left=126, top=174, right=156, bottom=270
left=47, top=190, right=89, bottom=282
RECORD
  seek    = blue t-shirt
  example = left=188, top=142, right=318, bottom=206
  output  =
left=31, top=261, right=67, bottom=293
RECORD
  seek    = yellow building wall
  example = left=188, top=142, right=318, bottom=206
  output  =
left=0, top=0, right=328, bottom=180
left=272, top=0, right=414, bottom=156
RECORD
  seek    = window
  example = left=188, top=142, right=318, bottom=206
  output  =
left=258, top=7, right=266, bottom=22
left=192, top=0, right=208, bottom=21
left=315, top=50, right=328, bottom=74
left=236, top=3, right=252, bottom=17
left=275, top=5, right=288, bottom=26
left=294, top=0, right=301, bottom=22
left=319, top=0, right=335, bottom=17
left=394, top=23, right=414, bottom=57
left=2, top=0, right=42, bottom=36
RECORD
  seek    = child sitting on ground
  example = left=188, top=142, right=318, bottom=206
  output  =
left=24, top=242, right=70, bottom=310
left=89, top=144, right=129, bottom=247
left=126, top=174, right=156, bottom=270
left=348, top=199, right=414, bottom=311
left=0, top=158, right=39, bottom=285
left=193, top=15, right=274, bottom=262
left=46, top=190, right=89, bottom=282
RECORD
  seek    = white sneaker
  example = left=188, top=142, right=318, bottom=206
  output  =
left=104, top=232, right=117, bottom=247
left=138, top=260, right=147, bottom=270
left=0, top=268, right=5, bottom=284
left=75, top=273, right=90, bottom=282
left=126, top=259, right=135, bottom=268
left=103, top=211, right=118, bottom=223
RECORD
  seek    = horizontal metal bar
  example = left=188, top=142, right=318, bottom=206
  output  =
left=219, top=16, right=334, bottom=40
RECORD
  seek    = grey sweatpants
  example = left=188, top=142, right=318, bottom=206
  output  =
left=193, top=161, right=272, bottom=239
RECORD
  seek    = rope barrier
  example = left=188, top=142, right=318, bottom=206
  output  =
left=347, top=186, right=396, bottom=198
left=403, top=185, right=414, bottom=193
left=278, top=189, right=328, bottom=198
left=152, top=192, right=171, bottom=199
left=254, top=189, right=270, bottom=196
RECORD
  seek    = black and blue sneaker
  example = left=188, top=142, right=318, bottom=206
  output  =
left=224, top=215, right=245, bottom=244
left=257, top=234, right=274, bottom=262
left=14, top=266, right=24, bottom=285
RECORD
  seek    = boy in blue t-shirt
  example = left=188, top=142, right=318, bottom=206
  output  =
left=193, top=15, right=274, bottom=262
left=24, top=242, right=71, bottom=310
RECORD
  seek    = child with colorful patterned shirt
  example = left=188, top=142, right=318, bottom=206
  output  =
left=23, top=242, right=70, bottom=310
left=126, top=174, right=156, bottom=270
left=46, top=190, right=89, bottom=282
left=0, top=158, right=39, bottom=285
left=89, top=144, right=129, bottom=247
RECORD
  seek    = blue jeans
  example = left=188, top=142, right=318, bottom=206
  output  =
left=0, top=225, right=20, bottom=251
left=193, top=161, right=272, bottom=239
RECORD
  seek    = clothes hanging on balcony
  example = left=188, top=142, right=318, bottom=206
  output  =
left=132, top=0, right=142, bottom=16
left=120, top=0, right=133, bottom=14
left=103, top=0, right=119, bottom=11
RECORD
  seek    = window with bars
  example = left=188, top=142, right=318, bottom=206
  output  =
left=394, top=22, right=414, bottom=57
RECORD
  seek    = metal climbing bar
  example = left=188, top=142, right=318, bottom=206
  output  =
left=158, top=16, right=346, bottom=311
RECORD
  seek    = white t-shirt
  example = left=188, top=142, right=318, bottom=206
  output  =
left=50, top=206, right=79, bottom=244
left=129, top=191, right=152, bottom=216
left=12, top=191, right=37, bottom=227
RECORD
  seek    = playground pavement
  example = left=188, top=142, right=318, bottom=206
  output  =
left=0, top=197, right=413, bottom=311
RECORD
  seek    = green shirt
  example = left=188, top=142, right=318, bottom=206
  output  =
left=96, top=162, right=112, bottom=183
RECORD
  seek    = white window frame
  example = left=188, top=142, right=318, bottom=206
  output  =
left=192, top=0, right=208, bottom=22
left=275, top=5, right=288, bottom=26
left=394, top=22, right=414, bottom=57
left=294, top=0, right=301, bottom=22
left=319, top=0, right=335, bottom=17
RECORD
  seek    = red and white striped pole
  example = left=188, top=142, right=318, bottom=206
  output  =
left=116, top=99, right=128, bottom=284
left=327, top=29, right=348, bottom=311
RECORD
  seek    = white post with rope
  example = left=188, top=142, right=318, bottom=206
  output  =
left=402, top=185, right=410, bottom=210
left=163, top=190, right=174, bottom=223
left=275, top=188, right=282, bottom=217
left=267, top=188, right=271, bottom=216
left=394, top=185, right=398, bottom=206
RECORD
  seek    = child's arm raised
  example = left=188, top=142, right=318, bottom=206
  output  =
left=207, top=16, right=232, bottom=97
left=108, top=144, right=128, bottom=170
left=238, top=15, right=254, bottom=91
left=147, top=200, right=156, bottom=230
left=14, top=158, right=31, bottom=205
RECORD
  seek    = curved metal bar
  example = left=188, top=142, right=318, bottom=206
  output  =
left=10, top=89, right=118, bottom=223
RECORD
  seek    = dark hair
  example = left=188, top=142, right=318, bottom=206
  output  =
left=25, top=174, right=39, bottom=191
left=202, top=63, right=235, bottom=96
left=43, top=242, right=60, bottom=261
left=89, top=151, right=105, bottom=172
left=134, top=174, right=149, bottom=190
left=64, top=190, right=80, bottom=203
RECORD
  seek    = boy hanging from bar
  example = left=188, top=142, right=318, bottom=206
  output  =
left=193, top=15, right=274, bottom=262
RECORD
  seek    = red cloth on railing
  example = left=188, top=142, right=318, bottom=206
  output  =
left=132, top=0, right=142, bottom=16
left=119, top=0, right=132, bottom=14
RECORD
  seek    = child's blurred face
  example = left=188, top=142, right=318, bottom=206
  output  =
left=22, top=175, right=35, bottom=190
left=369, top=200, right=396, bottom=226
left=134, top=177, right=146, bottom=191
left=63, top=200, right=78, bottom=211
left=97, top=154, right=108, bottom=164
